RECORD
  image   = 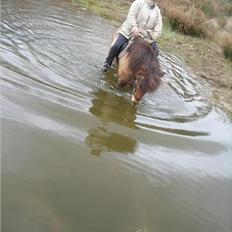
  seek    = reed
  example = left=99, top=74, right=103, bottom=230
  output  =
left=164, top=5, right=207, bottom=37
left=158, top=0, right=231, bottom=37
left=218, top=32, right=232, bottom=61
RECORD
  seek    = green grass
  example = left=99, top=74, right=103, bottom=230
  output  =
left=223, top=46, right=232, bottom=61
left=72, top=0, right=129, bottom=25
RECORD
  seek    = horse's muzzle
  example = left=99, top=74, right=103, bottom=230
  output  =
left=131, top=95, right=139, bottom=104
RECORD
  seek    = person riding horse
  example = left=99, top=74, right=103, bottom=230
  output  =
left=102, top=0, right=162, bottom=72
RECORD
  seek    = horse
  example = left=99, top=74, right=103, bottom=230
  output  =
left=115, top=36, right=164, bottom=104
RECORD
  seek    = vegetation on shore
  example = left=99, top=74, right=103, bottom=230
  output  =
left=159, top=0, right=232, bottom=60
left=72, top=0, right=232, bottom=118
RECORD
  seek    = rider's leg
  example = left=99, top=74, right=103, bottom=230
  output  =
left=102, top=34, right=128, bottom=72
left=151, top=41, right=159, bottom=57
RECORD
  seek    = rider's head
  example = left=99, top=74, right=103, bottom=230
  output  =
left=146, top=0, right=156, bottom=8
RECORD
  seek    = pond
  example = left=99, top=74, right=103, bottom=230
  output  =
left=1, top=0, right=231, bottom=231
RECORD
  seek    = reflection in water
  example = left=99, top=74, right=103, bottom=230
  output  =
left=86, top=127, right=136, bottom=155
left=86, top=90, right=137, bottom=155
left=89, top=90, right=137, bottom=128
left=1, top=0, right=232, bottom=231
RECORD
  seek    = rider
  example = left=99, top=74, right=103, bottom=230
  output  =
left=101, top=0, right=163, bottom=72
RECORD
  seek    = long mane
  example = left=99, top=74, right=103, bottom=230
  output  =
left=127, top=37, right=164, bottom=93
left=127, top=37, right=154, bottom=74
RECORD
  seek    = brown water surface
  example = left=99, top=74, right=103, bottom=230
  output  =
left=1, top=0, right=231, bottom=232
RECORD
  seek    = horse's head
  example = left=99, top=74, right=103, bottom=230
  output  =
left=131, top=61, right=163, bottom=104
left=117, top=37, right=164, bottom=104
left=127, top=38, right=163, bottom=103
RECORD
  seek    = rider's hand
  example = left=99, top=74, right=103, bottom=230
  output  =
left=132, top=26, right=142, bottom=37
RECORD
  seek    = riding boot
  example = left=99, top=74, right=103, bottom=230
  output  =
left=101, top=62, right=110, bottom=72
left=101, top=44, right=116, bottom=72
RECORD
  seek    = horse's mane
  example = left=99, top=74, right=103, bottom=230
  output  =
left=139, top=61, right=163, bottom=93
left=127, top=37, right=164, bottom=93
left=127, top=37, right=154, bottom=74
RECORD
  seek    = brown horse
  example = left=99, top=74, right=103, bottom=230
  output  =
left=116, top=37, right=164, bottom=104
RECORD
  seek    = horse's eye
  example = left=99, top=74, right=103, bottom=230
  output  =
left=135, top=76, right=140, bottom=84
left=139, top=80, right=144, bottom=88
left=137, top=76, right=145, bottom=87
left=136, top=75, right=144, bottom=81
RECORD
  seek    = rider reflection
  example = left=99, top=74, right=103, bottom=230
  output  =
left=86, top=127, right=137, bottom=156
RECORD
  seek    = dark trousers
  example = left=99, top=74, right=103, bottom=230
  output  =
left=151, top=41, right=159, bottom=57
left=105, top=33, right=128, bottom=66
left=105, top=33, right=159, bottom=67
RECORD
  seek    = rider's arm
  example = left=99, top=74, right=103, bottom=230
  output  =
left=152, top=7, right=163, bottom=39
left=126, top=0, right=142, bottom=30
left=143, top=7, right=163, bottom=42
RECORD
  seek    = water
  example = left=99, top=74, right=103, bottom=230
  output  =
left=1, top=0, right=231, bottom=231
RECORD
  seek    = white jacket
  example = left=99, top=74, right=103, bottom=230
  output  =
left=120, top=0, right=162, bottom=43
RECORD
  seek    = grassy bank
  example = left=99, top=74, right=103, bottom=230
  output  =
left=72, top=0, right=232, bottom=118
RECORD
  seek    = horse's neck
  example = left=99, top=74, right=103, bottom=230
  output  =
left=118, top=54, right=133, bottom=79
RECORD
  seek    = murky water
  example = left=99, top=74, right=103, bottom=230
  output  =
left=1, top=0, right=232, bottom=232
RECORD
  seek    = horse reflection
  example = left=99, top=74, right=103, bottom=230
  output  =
left=89, top=90, right=137, bottom=128
left=116, top=37, right=164, bottom=104
left=85, top=90, right=137, bottom=156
